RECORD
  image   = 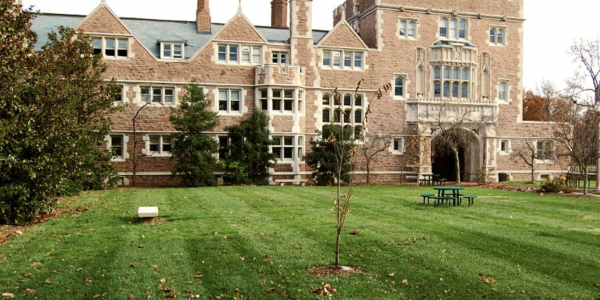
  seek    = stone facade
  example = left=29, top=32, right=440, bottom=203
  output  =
left=31, top=0, right=563, bottom=186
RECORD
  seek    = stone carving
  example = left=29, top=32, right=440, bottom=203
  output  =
left=416, top=47, right=426, bottom=68
left=453, top=46, right=462, bottom=61
left=482, top=52, right=491, bottom=72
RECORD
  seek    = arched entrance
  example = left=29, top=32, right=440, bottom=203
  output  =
left=431, top=130, right=480, bottom=182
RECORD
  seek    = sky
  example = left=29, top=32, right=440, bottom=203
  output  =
left=21, top=0, right=600, bottom=92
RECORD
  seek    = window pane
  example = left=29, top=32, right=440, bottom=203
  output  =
left=395, top=77, right=404, bottom=96
left=164, top=88, right=174, bottom=103
left=490, top=28, right=496, bottom=43
left=284, top=137, right=293, bottom=145
left=355, top=94, right=362, bottom=106
left=497, top=29, right=504, bottom=44
left=280, top=53, right=287, bottom=64
left=354, top=53, right=362, bottom=68
left=272, top=147, right=281, bottom=158
left=163, top=43, right=172, bottom=57
left=444, top=68, right=450, bottom=79
left=272, top=52, right=279, bottom=64
left=252, top=47, right=261, bottom=64
left=141, top=87, right=150, bottom=103
left=459, top=20, right=466, bottom=39
left=174, top=44, right=183, bottom=58
left=461, top=82, right=468, bottom=98
left=434, top=68, right=441, bottom=79
left=284, top=90, right=293, bottom=98
left=354, top=126, right=362, bottom=139
left=443, top=81, right=450, bottom=97
left=219, top=90, right=228, bottom=111
left=449, top=20, right=457, bottom=38
left=152, top=88, right=162, bottom=103
left=323, top=94, right=330, bottom=105
left=452, top=68, right=459, bottom=79
left=231, top=90, right=240, bottom=101
left=284, top=100, right=293, bottom=111
left=105, top=39, right=115, bottom=56
left=92, top=38, right=102, bottom=55
left=241, top=47, right=250, bottom=62
left=344, top=52, right=352, bottom=67
left=408, top=21, right=415, bottom=37
left=344, top=109, right=351, bottom=123
left=218, top=45, right=227, bottom=61
left=273, top=99, right=281, bottom=110
left=399, top=21, right=406, bottom=36
left=162, top=137, right=172, bottom=152
left=343, top=94, right=351, bottom=106
left=273, top=90, right=281, bottom=98
left=434, top=81, right=441, bottom=97
left=462, top=68, right=469, bottom=80
left=333, top=52, right=341, bottom=67
left=283, top=147, right=293, bottom=158
left=354, top=110, right=362, bottom=123
left=452, top=82, right=459, bottom=97
left=229, top=45, right=238, bottom=61
left=440, top=18, right=447, bottom=37
left=323, top=51, right=331, bottom=66
left=323, top=109, right=330, bottom=122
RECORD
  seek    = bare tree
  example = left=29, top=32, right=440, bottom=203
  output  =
left=553, top=100, right=600, bottom=195
left=567, top=38, right=600, bottom=189
left=511, top=138, right=548, bottom=184
left=358, top=124, right=393, bottom=185
left=429, top=105, right=491, bottom=184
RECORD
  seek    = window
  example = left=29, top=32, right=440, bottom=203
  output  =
left=114, top=85, right=124, bottom=103
left=258, top=88, right=304, bottom=114
left=394, top=75, right=406, bottom=98
left=271, top=51, right=288, bottom=64
left=272, top=136, right=304, bottom=162
left=160, top=42, right=184, bottom=59
left=140, top=86, right=175, bottom=104
left=107, top=134, right=129, bottom=160
left=392, top=137, right=404, bottom=154
left=219, top=89, right=241, bottom=113
left=489, top=27, right=506, bottom=45
left=92, top=37, right=129, bottom=58
left=322, top=50, right=364, bottom=69
left=433, top=67, right=470, bottom=99
left=218, top=44, right=262, bottom=64
left=500, top=139, right=510, bottom=155
left=536, top=140, right=556, bottom=161
left=218, top=136, right=229, bottom=159
left=439, top=18, right=468, bottom=40
left=399, top=19, right=417, bottom=38
left=498, top=81, right=509, bottom=102
left=146, top=135, right=172, bottom=156
left=321, top=92, right=366, bottom=135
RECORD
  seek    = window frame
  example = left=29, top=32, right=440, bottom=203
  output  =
left=257, top=88, right=305, bottom=115
left=271, top=135, right=305, bottom=162
left=271, top=51, right=288, bottom=65
left=439, top=17, right=469, bottom=40
left=139, top=86, right=176, bottom=105
left=393, top=74, right=408, bottom=99
left=499, top=139, right=510, bottom=155
left=217, top=43, right=262, bottom=65
left=160, top=41, right=185, bottom=60
left=218, top=89, right=242, bottom=114
left=489, top=26, right=507, bottom=46
left=391, top=137, right=405, bottom=154
left=91, top=36, right=130, bottom=59
left=536, top=139, right=556, bottom=162
left=497, top=80, right=510, bottom=103
left=398, top=18, right=418, bottom=39
left=106, top=134, right=129, bottom=161
left=322, top=49, right=364, bottom=70
left=145, top=134, right=173, bottom=157
left=432, top=66, right=471, bottom=99
left=320, top=91, right=366, bottom=138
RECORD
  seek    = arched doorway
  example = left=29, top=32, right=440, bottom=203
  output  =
left=431, top=130, right=480, bottom=182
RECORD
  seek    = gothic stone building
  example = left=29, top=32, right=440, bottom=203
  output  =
left=31, top=0, right=561, bottom=185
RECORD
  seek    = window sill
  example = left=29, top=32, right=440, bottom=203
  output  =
left=138, top=103, right=176, bottom=107
left=218, top=111, right=244, bottom=116
left=321, top=66, right=365, bottom=71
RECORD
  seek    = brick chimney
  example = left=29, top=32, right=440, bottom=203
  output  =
left=196, top=0, right=211, bottom=33
left=271, top=0, right=288, bottom=28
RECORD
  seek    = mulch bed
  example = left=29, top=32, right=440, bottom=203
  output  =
left=0, top=210, right=61, bottom=245
left=307, top=265, right=362, bottom=277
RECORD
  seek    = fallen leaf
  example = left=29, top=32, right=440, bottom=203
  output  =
left=350, top=230, right=361, bottom=235
left=402, top=279, right=409, bottom=284
left=127, top=293, right=134, bottom=300
left=166, top=294, right=177, bottom=298
left=24, top=289, right=36, bottom=293
left=76, top=268, right=83, bottom=272
left=193, top=275, right=203, bottom=279
left=85, top=277, right=92, bottom=283
left=130, top=264, right=137, bottom=268
left=23, top=273, right=32, bottom=278
left=92, top=294, right=106, bottom=299
left=233, top=288, right=239, bottom=293
left=162, top=288, right=173, bottom=293
left=2, top=293, right=15, bottom=298
left=45, top=279, right=51, bottom=284
left=388, top=273, right=395, bottom=277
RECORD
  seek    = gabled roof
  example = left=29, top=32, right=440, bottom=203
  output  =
left=317, top=20, right=368, bottom=49
left=30, top=13, right=331, bottom=58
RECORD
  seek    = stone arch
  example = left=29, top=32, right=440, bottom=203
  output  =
left=430, top=128, right=481, bottom=182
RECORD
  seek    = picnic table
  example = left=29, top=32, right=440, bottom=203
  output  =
left=420, top=174, right=439, bottom=186
left=433, top=186, right=464, bottom=206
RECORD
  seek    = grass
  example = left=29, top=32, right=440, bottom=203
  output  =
left=1, top=186, right=599, bottom=299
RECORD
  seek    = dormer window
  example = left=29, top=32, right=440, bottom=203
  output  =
left=160, top=41, right=185, bottom=59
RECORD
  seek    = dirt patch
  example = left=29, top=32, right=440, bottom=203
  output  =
left=0, top=210, right=61, bottom=245
left=307, top=265, right=362, bottom=277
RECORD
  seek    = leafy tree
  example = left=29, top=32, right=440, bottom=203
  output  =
left=523, top=80, right=560, bottom=121
left=305, top=124, right=355, bottom=186
left=0, top=2, right=119, bottom=224
left=222, top=108, right=277, bottom=185
left=169, top=81, right=220, bottom=187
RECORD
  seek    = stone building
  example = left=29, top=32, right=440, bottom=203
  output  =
left=31, top=0, right=562, bottom=185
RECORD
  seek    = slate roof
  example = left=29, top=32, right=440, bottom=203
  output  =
left=30, top=13, right=331, bottom=59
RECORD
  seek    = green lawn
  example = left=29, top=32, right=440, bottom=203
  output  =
left=1, top=186, right=599, bottom=299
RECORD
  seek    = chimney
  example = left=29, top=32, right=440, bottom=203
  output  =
left=196, top=0, right=211, bottom=33
left=271, top=0, right=288, bottom=28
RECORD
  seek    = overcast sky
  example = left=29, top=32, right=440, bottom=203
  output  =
left=22, top=0, right=600, bottom=92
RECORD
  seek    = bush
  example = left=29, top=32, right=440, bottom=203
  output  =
left=560, top=185, right=575, bottom=194
left=541, top=182, right=560, bottom=193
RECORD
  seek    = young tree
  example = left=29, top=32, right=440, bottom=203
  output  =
left=0, top=2, right=119, bottom=224
left=131, top=102, right=150, bottom=186
left=170, top=82, right=220, bottom=187
left=222, top=108, right=278, bottom=185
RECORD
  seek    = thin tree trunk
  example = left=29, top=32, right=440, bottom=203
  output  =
left=454, top=148, right=461, bottom=184
left=531, top=163, right=535, bottom=184
left=584, top=169, right=589, bottom=195
left=366, top=162, right=371, bottom=185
